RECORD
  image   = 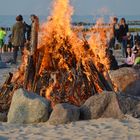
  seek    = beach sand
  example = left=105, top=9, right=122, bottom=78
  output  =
left=0, top=51, right=140, bottom=140
left=0, top=116, right=140, bottom=140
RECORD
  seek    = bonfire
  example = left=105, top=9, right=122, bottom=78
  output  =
left=0, top=0, right=114, bottom=112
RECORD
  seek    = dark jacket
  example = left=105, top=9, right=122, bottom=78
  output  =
left=109, top=55, right=119, bottom=70
left=118, top=24, right=128, bottom=42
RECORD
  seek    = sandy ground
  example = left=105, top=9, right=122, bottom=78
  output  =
left=0, top=52, right=20, bottom=86
left=0, top=116, right=140, bottom=140
left=0, top=51, right=140, bottom=140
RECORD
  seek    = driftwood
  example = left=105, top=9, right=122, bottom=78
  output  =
left=0, top=73, right=13, bottom=96
left=24, top=15, right=39, bottom=90
left=0, top=73, right=14, bottom=113
left=32, top=52, right=44, bottom=92
left=24, top=55, right=35, bottom=89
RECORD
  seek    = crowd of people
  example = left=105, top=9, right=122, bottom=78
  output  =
left=108, top=17, right=140, bottom=69
left=0, top=14, right=39, bottom=64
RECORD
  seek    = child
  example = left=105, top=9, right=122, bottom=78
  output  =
left=120, top=46, right=135, bottom=67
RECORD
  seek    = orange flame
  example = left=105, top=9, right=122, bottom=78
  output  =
left=11, top=0, right=113, bottom=106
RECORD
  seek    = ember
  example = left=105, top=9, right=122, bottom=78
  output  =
left=0, top=0, right=114, bottom=111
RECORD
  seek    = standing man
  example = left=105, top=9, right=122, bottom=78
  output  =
left=11, top=15, right=25, bottom=64
left=109, top=17, right=119, bottom=50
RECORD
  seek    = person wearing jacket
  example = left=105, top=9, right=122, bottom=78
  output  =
left=11, top=15, right=25, bottom=63
left=118, top=18, right=129, bottom=58
left=0, top=27, right=6, bottom=53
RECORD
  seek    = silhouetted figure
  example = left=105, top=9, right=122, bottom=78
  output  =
left=106, top=49, right=119, bottom=70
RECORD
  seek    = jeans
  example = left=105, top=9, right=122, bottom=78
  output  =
left=13, top=45, right=24, bottom=63
left=13, top=46, right=19, bottom=63
left=121, top=39, right=127, bottom=57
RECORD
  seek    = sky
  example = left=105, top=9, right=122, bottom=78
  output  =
left=0, top=0, right=139, bottom=16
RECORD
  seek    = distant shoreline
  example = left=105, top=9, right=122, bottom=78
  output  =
left=1, top=19, right=140, bottom=33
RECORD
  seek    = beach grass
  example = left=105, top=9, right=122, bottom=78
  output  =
left=129, top=28, right=140, bottom=32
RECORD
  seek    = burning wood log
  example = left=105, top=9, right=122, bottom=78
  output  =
left=24, top=55, right=35, bottom=89
left=32, top=52, right=44, bottom=92
left=0, top=0, right=116, bottom=110
left=24, top=15, right=39, bottom=90
left=30, top=15, right=39, bottom=56
left=0, top=73, right=13, bottom=96
left=0, top=73, right=14, bottom=113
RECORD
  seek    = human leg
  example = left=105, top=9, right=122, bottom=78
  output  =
left=13, top=46, right=19, bottom=63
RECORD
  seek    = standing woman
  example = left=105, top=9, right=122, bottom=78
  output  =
left=118, top=18, right=129, bottom=57
left=11, top=15, right=25, bottom=64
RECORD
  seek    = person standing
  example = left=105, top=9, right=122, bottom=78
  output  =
left=11, top=15, right=25, bottom=64
left=109, top=17, right=120, bottom=50
left=0, top=27, right=6, bottom=53
left=118, top=18, right=129, bottom=58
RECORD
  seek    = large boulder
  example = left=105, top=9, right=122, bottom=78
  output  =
left=49, top=103, right=80, bottom=125
left=8, top=88, right=50, bottom=124
left=80, top=91, right=124, bottom=120
left=0, top=61, right=7, bottom=68
left=109, top=67, right=140, bottom=96
left=132, top=104, right=140, bottom=118
left=118, top=94, right=140, bottom=118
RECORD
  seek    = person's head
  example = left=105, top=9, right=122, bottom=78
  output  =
left=120, top=18, right=126, bottom=25
left=113, top=17, right=118, bottom=24
left=127, top=32, right=131, bottom=37
left=127, top=46, right=132, bottom=55
left=1, top=27, right=5, bottom=31
left=16, top=15, right=23, bottom=22
left=106, top=49, right=113, bottom=57
left=30, top=14, right=38, bottom=23
left=19, top=15, right=23, bottom=21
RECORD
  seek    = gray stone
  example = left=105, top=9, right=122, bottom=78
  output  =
left=118, top=94, right=140, bottom=118
left=132, top=104, right=140, bottom=118
left=0, top=61, right=7, bottom=68
left=8, top=88, right=50, bottom=124
left=109, top=67, right=140, bottom=96
left=49, top=103, right=80, bottom=125
left=80, top=91, right=124, bottom=120
left=0, top=112, right=7, bottom=122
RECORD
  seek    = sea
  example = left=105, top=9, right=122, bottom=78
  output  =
left=0, top=15, right=140, bottom=28
left=0, top=14, right=140, bottom=40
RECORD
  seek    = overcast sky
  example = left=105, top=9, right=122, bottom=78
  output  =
left=0, top=0, right=139, bottom=16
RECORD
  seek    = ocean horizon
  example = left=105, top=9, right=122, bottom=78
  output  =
left=0, top=15, right=140, bottom=28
